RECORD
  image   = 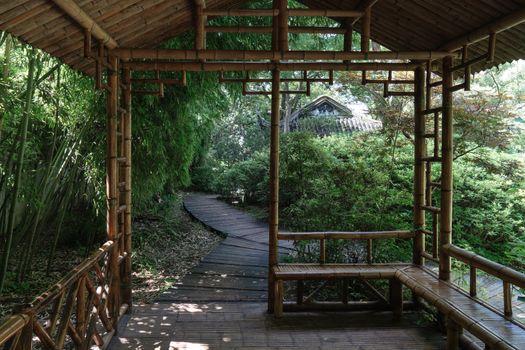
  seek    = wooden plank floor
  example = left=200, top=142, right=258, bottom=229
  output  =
left=109, top=193, right=445, bottom=349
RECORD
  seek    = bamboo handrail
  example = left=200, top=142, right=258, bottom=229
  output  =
left=278, top=230, right=415, bottom=240
left=0, top=314, right=30, bottom=346
left=111, top=48, right=452, bottom=61
left=442, top=244, right=525, bottom=290
left=31, top=241, right=113, bottom=312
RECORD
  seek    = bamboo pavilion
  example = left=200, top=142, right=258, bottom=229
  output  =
left=1, top=1, right=525, bottom=349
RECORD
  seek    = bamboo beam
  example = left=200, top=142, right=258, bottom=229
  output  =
left=205, top=26, right=347, bottom=34
left=131, top=78, right=185, bottom=85
left=439, top=7, right=525, bottom=52
left=50, top=0, right=118, bottom=49
left=204, top=9, right=279, bottom=17
left=123, top=61, right=421, bottom=73
left=351, top=0, right=379, bottom=25
left=439, top=56, right=453, bottom=281
left=111, top=48, right=452, bottom=61
left=267, top=68, right=281, bottom=313
left=414, top=66, right=425, bottom=265
left=288, top=9, right=364, bottom=17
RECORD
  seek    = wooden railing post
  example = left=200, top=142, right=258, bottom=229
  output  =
left=440, top=56, right=454, bottom=281
left=267, top=68, right=281, bottom=313
left=107, top=56, right=120, bottom=327
left=413, top=65, right=425, bottom=265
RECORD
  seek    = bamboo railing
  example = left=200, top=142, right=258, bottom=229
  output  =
left=278, top=230, right=415, bottom=264
left=443, top=244, right=525, bottom=318
left=0, top=241, right=129, bottom=349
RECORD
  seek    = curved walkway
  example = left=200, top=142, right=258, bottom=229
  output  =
left=110, top=193, right=444, bottom=349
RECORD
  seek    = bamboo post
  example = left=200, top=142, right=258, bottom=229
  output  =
left=267, top=68, right=281, bottom=313
left=413, top=66, right=426, bottom=265
left=361, top=6, right=371, bottom=82
left=470, top=266, right=477, bottom=297
left=462, top=46, right=471, bottom=91
left=278, top=0, right=288, bottom=52
left=194, top=0, right=206, bottom=51
left=296, top=281, right=304, bottom=304
left=272, top=0, right=279, bottom=53
left=389, top=279, right=403, bottom=320
left=107, top=56, right=121, bottom=327
left=121, top=68, right=132, bottom=311
left=320, top=239, right=326, bottom=264
left=446, top=318, right=460, bottom=350
left=366, top=239, right=372, bottom=264
left=274, top=280, right=283, bottom=318
left=440, top=56, right=454, bottom=281
left=503, top=281, right=512, bottom=317
left=14, top=315, right=32, bottom=350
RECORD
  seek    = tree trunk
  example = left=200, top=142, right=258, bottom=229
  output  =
left=0, top=49, right=37, bottom=292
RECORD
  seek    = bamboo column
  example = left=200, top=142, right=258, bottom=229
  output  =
left=440, top=56, right=454, bottom=281
left=278, top=0, right=288, bottom=52
left=195, top=0, right=206, bottom=51
left=267, top=68, right=281, bottom=313
left=121, top=68, right=132, bottom=310
left=413, top=66, right=425, bottom=265
left=107, top=56, right=120, bottom=328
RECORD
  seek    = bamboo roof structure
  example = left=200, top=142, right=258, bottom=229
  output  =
left=2, top=0, right=525, bottom=75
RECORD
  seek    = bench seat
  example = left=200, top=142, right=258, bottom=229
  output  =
left=272, top=263, right=525, bottom=350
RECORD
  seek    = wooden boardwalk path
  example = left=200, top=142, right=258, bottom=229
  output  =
left=109, top=193, right=445, bottom=349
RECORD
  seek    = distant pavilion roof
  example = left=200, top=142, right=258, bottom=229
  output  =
left=258, top=95, right=383, bottom=136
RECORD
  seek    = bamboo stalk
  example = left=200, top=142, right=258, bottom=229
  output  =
left=0, top=49, right=37, bottom=292
left=440, top=56, right=454, bottom=281
left=267, top=68, right=281, bottom=313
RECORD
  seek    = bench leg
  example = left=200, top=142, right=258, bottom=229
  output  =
left=389, top=278, right=403, bottom=320
left=446, top=318, right=460, bottom=350
left=274, top=280, right=283, bottom=318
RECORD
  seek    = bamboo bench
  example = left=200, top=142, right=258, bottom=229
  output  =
left=272, top=232, right=525, bottom=350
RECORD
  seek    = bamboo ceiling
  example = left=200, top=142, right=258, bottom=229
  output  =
left=1, top=0, right=525, bottom=75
